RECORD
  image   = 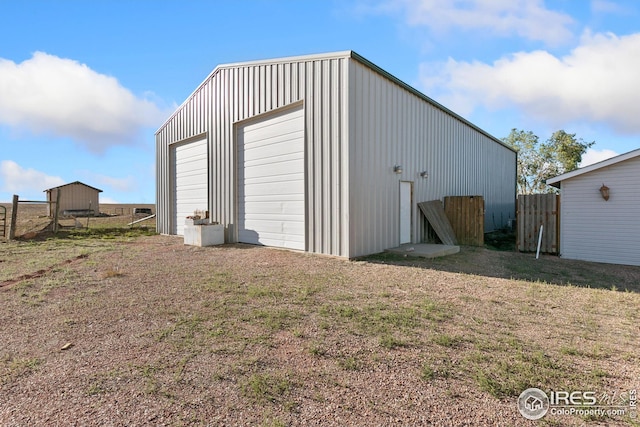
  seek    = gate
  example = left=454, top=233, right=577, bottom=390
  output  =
left=517, top=194, right=559, bottom=254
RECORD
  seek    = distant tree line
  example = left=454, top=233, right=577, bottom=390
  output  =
left=502, top=129, right=594, bottom=195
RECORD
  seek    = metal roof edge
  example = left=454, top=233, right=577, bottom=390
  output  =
left=155, top=51, right=353, bottom=134
left=156, top=50, right=515, bottom=156
left=348, top=51, right=515, bottom=154
left=547, top=147, right=640, bottom=187
left=44, top=181, right=103, bottom=193
left=216, top=50, right=353, bottom=70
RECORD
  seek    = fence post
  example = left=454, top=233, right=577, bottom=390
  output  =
left=9, top=194, right=18, bottom=240
left=53, top=189, right=61, bottom=234
left=86, top=200, right=91, bottom=229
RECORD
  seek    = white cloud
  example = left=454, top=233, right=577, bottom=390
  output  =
left=0, top=52, right=166, bottom=152
left=420, top=31, right=640, bottom=134
left=378, top=0, right=574, bottom=45
left=579, top=148, right=619, bottom=167
left=94, top=174, right=136, bottom=192
left=591, top=0, right=628, bottom=14
left=76, top=170, right=137, bottom=192
left=0, top=160, right=65, bottom=193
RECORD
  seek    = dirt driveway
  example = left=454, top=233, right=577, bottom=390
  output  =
left=1, top=234, right=639, bottom=426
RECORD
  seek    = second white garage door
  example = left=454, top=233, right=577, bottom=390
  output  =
left=237, top=104, right=305, bottom=250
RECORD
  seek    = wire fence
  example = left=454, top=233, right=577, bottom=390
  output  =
left=2, top=197, right=155, bottom=240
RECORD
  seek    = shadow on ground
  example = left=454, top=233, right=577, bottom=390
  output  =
left=362, top=246, right=640, bottom=294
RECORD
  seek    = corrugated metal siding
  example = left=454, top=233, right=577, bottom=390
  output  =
left=559, top=156, right=640, bottom=266
left=348, top=60, right=516, bottom=257
left=156, top=56, right=350, bottom=257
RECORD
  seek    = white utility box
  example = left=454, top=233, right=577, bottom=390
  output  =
left=183, top=223, right=224, bottom=247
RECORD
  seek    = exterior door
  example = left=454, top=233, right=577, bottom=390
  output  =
left=171, top=137, right=208, bottom=235
left=237, top=104, right=305, bottom=250
left=400, top=181, right=412, bottom=244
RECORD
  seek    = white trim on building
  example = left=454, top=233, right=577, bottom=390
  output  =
left=547, top=148, right=640, bottom=187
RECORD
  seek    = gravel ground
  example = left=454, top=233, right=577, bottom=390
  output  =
left=1, top=235, right=638, bottom=426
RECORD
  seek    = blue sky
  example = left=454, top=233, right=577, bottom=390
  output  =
left=2, top=0, right=640, bottom=203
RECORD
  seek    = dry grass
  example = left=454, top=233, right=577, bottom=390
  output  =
left=0, top=202, right=155, bottom=240
left=0, top=222, right=639, bottom=425
left=0, top=203, right=155, bottom=283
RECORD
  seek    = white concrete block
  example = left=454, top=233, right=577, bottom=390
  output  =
left=184, top=224, right=224, bottom=247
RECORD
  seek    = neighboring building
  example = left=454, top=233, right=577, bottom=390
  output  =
left=155, top=51, right=516, bottom=258
left=45, top=181, right=102, bottom=217
left=547, top=148, right=640, bottom=266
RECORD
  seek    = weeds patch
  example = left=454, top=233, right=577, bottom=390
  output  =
left=379, top=334, right=409, bottom=349
left=420, top=364, right=435, bottom=381
left=308, top=342, right=328, bottom=357
left=251, top=308, right=301, bottom=332
left=465, top=335, right=609, bottom=399
left=320, top=298, right=449, bottom=341
left=432, top=333, right=464, bottom=348
left=241, top=372, right=293, bottom=404
left=0, top=356, right=41, bottom=385
left=155, top=315, right=207, bottom=350
left=337, top=356, right=360, bottom=371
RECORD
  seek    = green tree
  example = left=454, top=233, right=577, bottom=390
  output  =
left=502, top=129, right=594, bottom=194
left=545, top=130, right=595, bottom=173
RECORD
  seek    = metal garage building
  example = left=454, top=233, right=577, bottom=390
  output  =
left=156, top=51, right=516, bottom=258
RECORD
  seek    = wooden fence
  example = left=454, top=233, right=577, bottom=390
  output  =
left=444, top=196, right=485, bottom=246
left=0, top=205, right=6, bottom=238
left=517, top=194, right=559, bottom=254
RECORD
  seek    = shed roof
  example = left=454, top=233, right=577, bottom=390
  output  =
left=157, top=50, right=514, bottom=153
left=44, top=181, right=103, bottom=193
left=547, top=148, right=640, bottom=188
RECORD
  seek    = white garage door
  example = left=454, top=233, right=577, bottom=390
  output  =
left=172, top=138, right=208, bottom=235
left=237, top=105, right=305, bottom=250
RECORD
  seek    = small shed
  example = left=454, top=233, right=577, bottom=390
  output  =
left=547, top=148, right=640, bottom=266
left=44, top=181, right=102, bottom=217
left=156, top=51, right=517, bottom=258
